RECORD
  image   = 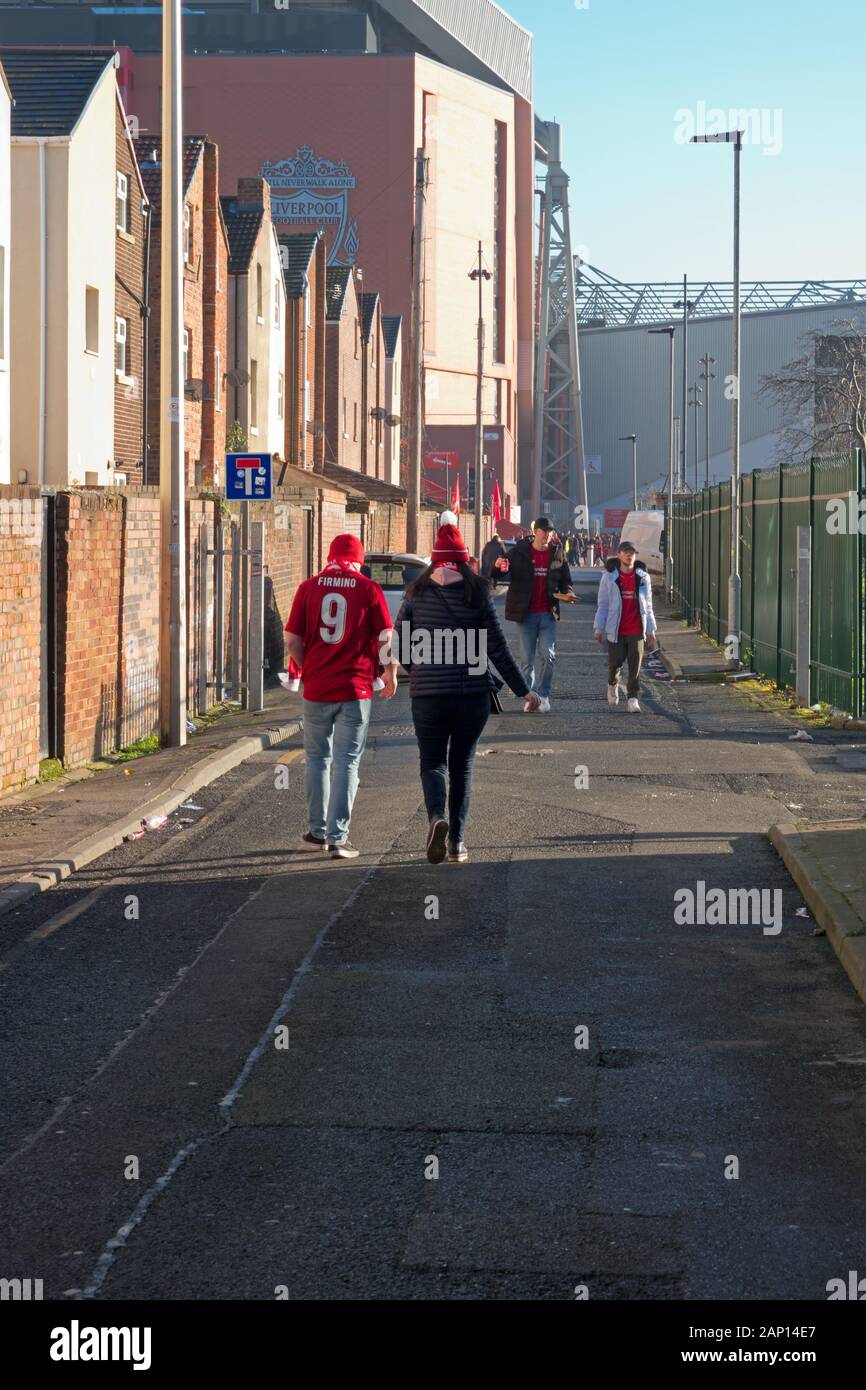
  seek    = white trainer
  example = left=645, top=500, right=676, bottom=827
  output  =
left=538, top=696, right=551, bottom=713
left=627, top=698, right=642, bottom=714
left=607, top=684, right=620, bottom=707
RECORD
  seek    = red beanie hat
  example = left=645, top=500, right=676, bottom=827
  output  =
left=432, top=523, right=470, bottom=566
left=328, top=534, right=365, bottom=565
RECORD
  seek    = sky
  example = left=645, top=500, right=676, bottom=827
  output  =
left=504, top=0, right=864, bottom=285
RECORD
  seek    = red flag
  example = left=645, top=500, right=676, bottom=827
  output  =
left=451, top=477, right=461, bottom=514
left=492, top=481, right=503, bottom=523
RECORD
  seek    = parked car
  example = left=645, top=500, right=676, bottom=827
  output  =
left=361, top=552, right=429, bottom=674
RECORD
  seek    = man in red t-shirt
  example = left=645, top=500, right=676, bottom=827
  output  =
left=594, top=540, right=658, bottom=713
left=286, top=534, right=397, bottom=860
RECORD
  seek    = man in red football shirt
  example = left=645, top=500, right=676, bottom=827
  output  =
left=286, top=535, right=397, bottom=860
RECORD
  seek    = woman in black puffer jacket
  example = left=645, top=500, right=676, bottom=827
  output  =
left=394, top=522, right=539, bottom=865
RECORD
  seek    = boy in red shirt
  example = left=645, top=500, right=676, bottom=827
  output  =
left=286, top=535, right=397, bottom=859
left=593, top=541, right=658, bottom=713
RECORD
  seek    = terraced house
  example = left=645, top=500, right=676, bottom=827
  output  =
left=3, top=47, right=147, bottom=486
left=134, top=134, right=229, bottom=487
left=221, top=177, right=286, bottom=460
left=277, top=230, right=327, bottom=474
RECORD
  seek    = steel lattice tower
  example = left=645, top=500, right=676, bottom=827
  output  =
left=532, top=120, right=587, bottom=524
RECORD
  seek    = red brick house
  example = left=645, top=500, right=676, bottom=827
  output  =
left=134, top=134, right=229, bottom=487
left=277, top=231, right=326, bottom=473
left=324, top=265, right=363, bottom=475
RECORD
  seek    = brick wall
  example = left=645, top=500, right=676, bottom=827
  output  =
left=0, top=488, right=43, bottom=792
left=114, top=110, right=146, bottom=482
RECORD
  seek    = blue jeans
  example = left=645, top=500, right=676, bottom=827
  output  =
left=517, top=611, right=557, bottom=698
left=412, top=693, right=490, bottom=845
left=303, top=699, right=373, bottom=846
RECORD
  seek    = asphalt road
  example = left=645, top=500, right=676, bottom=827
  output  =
left=2, top=581, right=866, bottom=1301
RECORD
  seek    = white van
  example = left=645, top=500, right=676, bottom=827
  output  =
left=618, top=510, right=665, bottom=576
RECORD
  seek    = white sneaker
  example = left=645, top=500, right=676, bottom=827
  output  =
left=607, top=684, right=620, bottom=707
left=538, top=696, right=551, bottom=713
left=627, top=698, right=641, bottom=714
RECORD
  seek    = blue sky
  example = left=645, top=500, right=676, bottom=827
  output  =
left=504, top=0, right=864, bottom=284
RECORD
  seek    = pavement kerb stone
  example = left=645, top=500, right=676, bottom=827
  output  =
left=0, top=720, right=302, bottom=921
left=769, top=820, right=866, bottom=1007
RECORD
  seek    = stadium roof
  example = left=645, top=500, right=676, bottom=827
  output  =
left=575, top=263, right=866, bottom=328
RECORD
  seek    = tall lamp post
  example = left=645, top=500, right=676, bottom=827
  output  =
left=159, top=0, right=186, bottom=746
left=619, top=434, right=638, bottom=510
left=692, top=130, right=744, bottom=656
left=673, top=277, right=696, bottom=491
left=649, top=325, right=676, bottom=599
left=687, top=383, right=703, bottom=492
left=469, top=243, right=492, bottom=560
left=698, top=353, right=717, bottom=487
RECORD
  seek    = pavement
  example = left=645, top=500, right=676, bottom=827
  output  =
left=0, top=688, right=302, bottom=916
left=3, top=575, right=866, bottom=1300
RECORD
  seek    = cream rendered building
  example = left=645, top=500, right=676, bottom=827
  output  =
left=5, top=49, right=141, bottom=486
left=221, top=179, right=287, bottom=459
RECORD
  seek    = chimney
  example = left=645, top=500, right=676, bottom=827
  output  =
left=236, top=177, right=271, bottom=215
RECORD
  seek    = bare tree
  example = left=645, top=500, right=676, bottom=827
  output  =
left=760, top=317, right=866, bottom=465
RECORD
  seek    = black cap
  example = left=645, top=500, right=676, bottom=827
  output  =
left=532, top=517, right=555, bottom=532
left=618, top=540, right=637, bottom=553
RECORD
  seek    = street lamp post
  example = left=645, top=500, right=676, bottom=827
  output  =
left=619, top=434, right=637, bottom=510
left=688, top=383, right=703, bottom=493
left=159, top=0, right=186, bottom=746
left=699, top=353, right=717, bottom=488
left=674, top=277, right=697, bottom=491
left=469, top=243, right=492, bottom=560
left=649, top=325, right=676, bottom=599
left=692, top=130, right=744, bottom=657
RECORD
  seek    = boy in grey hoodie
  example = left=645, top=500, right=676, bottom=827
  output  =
left=593, top=542, right=658, bottom=713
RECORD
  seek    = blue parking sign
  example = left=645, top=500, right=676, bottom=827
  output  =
left=226, top=452, right=273, bottom=502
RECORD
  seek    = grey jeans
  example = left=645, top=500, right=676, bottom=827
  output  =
left=608, top=636, right=644, bottom=697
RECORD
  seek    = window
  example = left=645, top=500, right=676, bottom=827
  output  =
left=183, top=329, right=189, bottom=385
left=353, top=401, right=358, bottom=441
left=215, top=350, right=222, bottom=412
left=116, top=171, right=129, bottom=233
left=183, top=204, right=191, bottom=262
left=354, top=318, right=359, bottom=359
left=0, top=246, right=6, bottom=363
left=274, top=280, right=281, bottom=330
left=277, top=371, right=284, bottom=420
left=250, top=359, right=258, bottom=430
left=342, top=395, right=348, bottom=438
left=85, top=286, right=99, bottom=353
left=256, top=264, right=263, bottom=320
left=115, top=316, right=128, bottom=375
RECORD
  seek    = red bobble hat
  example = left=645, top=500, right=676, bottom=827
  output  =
left=328, top=534, right=365, bottom=565
left=432, top=523, right=470, bottom=566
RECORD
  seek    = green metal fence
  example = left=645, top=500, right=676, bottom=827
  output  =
left=670, top=454, right=865, bottom=717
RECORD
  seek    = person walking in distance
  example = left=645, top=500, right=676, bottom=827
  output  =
left=594, top=540, right=658, bottom=714
left=285, top=534, right=398, bottom=860
left=395, top=521, right=540, bottom=866
left=497, top=517, right=575, bottom=713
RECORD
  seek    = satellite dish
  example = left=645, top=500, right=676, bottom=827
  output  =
left=226, top=367, right=250, bottom=388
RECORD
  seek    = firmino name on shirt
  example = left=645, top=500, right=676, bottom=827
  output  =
left=317, top=576, right=358, bottom=589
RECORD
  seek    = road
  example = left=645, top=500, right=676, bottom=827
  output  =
left=2, top=578, right=866, bottom=1301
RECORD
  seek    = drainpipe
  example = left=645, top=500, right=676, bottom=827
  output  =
left=290, top=296, right=298, bottom=467
left=300, top=272, right=309, bottom=468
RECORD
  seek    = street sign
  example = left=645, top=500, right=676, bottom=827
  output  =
left=226, top=453, right=273, bottom=502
